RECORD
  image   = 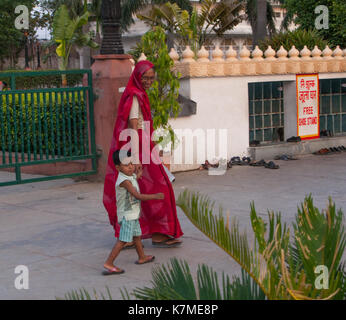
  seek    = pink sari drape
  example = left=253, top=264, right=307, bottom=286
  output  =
left=103, top=60, right=183, bottom=239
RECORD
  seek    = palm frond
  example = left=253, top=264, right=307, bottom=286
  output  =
left=177, top=190, right=269, bottom=297
left=126, top=258, right=264, bottom=300
left=282, top=195, right=346, bottom=300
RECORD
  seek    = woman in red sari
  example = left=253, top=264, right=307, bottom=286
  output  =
left=103, top=60, right=183, bottom=247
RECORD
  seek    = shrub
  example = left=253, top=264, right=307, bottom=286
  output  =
left=0, top=70, right=84, bottom=90
left=259, top=29, right=329, bottom=53
left=0, top=91, right=87, bottom=158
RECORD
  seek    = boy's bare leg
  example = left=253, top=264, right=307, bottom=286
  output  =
left=103, top=240, right=126, bottom=271
left=133, top=236, right=154, bottom=264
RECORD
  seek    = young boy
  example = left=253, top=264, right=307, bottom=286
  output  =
left=102, top=149, right=164, bottom=275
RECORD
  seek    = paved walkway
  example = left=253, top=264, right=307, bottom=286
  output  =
left=0, top=152, right=345, bottom=299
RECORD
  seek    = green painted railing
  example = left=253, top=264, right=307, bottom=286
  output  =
left=0, top=69, right=97, bottom=186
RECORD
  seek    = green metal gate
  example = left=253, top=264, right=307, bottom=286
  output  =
left=0, top=69, right=97, bottom=186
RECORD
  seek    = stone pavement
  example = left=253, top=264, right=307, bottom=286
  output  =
left=0, top=152, right=345, bottom=300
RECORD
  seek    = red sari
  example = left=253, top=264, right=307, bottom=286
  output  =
left=103, top=60, right=183, bottom=240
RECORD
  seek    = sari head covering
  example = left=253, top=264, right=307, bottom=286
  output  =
left=103, top=60, right=183, bottom=239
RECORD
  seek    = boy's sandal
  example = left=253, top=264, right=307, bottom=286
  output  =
left=102, top=267, right=125, bottom=276
left=135, top=256, right=155, bottom=265
left=152, top=238, right=182, bottom=248
left=122, top=242, right=144, bottom=250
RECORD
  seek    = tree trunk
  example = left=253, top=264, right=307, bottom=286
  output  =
left=253, top=0, right=267, bottom=47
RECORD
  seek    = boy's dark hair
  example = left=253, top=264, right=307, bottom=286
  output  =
left=113, top=149, right=131, bottom=166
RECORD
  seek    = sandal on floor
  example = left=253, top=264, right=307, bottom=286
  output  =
left=264, top=161, right=279, bottom=169
left=102, top=267, right=125, bottom=276
left=249, top=159, right=266, bottom=166
left=152, top=239, right=182, bottom=248
left=242, top=157, right=251, bottom=165
left=230, top=156, right=241, bottom=165
left=313, top=148, right=330, bottom=155
left=135, top=256, right=155, bottom=265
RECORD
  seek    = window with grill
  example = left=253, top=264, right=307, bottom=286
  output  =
left=248, top=81, right=284, bottom=143
left=319, top=78, right=346, bottom=135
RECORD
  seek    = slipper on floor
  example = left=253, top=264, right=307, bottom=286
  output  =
left=242, top=157, right=251, bottom=165
left=102, top=267, right=125, bottom=276
left=249, top=159, right=266, bottom=166
left=152, top=239, right=182, bottom=248
left=264, top=161, right=279, bottom=169
left=274, top=154, right=298, bottom=161
left=230, top=156, right=241, bottom=165
left=135, top=256, right=155, bottom=265
left=313, top=148, right=330, bottom=155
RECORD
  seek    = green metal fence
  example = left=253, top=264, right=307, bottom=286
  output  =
left=0, top=69, right=97, bottom=186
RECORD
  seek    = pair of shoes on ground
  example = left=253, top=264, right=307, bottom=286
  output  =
left=274, top=154, right=298, bottom=161
left=320, top=129, right=333, bottom=137
left=287, top=136, right=301, bottom=142
left=230, top=156, right=251, bottom=166
left=200, top=159, right=231, bottom=170
left=313, top=146, right=346, bottom=155
left=249, top=159, right=279, bottom=169
left=249, top=140, right=260, bottom=147
left=329, top=146, right=346, bottom=152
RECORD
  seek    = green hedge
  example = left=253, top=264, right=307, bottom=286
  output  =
left=0, top=92, right=88, bottom=158
left=0, top=70, right=84, bottom=90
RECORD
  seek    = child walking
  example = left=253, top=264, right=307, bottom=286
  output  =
left=102, top=149, right=164, bottom=275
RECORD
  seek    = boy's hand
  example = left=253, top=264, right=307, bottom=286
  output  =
left=135, top=163, right=143, bottom=179
left=155, top=193, right=164, bottom=200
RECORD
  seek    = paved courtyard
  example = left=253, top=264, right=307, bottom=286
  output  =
left=0, top=152, right=345, bottom=299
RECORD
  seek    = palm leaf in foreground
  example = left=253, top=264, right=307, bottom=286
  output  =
left=122, top=258, right=265, bottom=300
left=176, top=190, right=272, bottom=297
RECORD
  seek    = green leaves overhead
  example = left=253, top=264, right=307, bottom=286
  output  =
left=137, top=0, right=245, bottom=53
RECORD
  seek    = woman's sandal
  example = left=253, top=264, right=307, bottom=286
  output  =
left=152, top=238, right=182, bottom=248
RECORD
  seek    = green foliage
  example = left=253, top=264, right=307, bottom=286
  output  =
left=259, top=29, right=329, bottom=52
left=0, top=91, right=87, bottom=157
left=57, top=286, right=113, bottom=300
left=52, top=3, right=98, bottom=81
left=121, top=0, right=193, bottom=32
left=121, top=258, right=265, bottom=300
left=283, top=0, right=346, bottom=48
left=0, top=70, right=84, bottom=90
left=0, top=0, right=50, bottom=68
left=130, top=27, right=181, bottom=148
left=176, top=190, right=345, bottom=300
left=137, top=0, right=245, bottom=54
left=285, top=196, right=346, bottom=299
left=61, top=192, right=345, bottom=300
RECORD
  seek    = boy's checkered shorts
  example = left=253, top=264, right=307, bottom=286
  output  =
left=119, top=217, right=142, bottom=243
